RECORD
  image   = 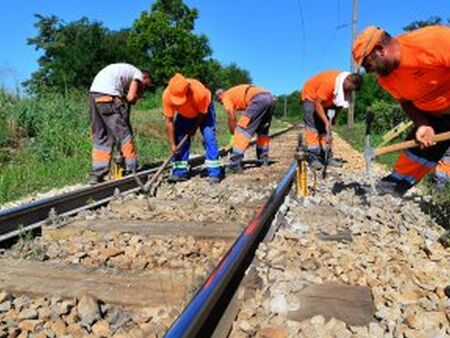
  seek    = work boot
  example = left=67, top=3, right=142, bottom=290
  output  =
left=207, top=176, right=221, bottom=184
left=257, top=158, right=270, bottom=167
left=375, top=179, right=404, bottom=197
left=308, top=159, right=323, bottom=170
left=168, top=174, right=189, bottom=183
left=226, top=163, right=244, bottom=174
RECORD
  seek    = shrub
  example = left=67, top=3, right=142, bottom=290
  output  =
left=370, top=100, right=407, bottom=135
left=135, top=87, right=164, bottom=111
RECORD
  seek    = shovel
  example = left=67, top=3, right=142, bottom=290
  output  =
left=134, top=134, right=189, bottom=195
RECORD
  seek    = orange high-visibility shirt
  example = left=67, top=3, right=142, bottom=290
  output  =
left=301, top=70, right=340, bottom=108
left=222, top=84, right=268, bottom=112
left=377, top=26, right=450, bottom=115
left=162, top=79, right=211, bottom=119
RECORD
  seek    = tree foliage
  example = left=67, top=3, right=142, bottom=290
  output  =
left=274, top=91, right=302, bottom=119
left=354, top=73, right=395, bottom=121
left=403, top=16, right=449, bottom=31
left=25, top=15, right=145, bottom=94
left=25, top=1, right=252, bottom=94
left=129, top=0, right=212, bottom=86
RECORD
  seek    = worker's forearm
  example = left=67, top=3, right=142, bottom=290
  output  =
left=126, top=80, right=141, bottom=104
left=401, top=101, right=431, bottom=127
left=227, top=109, right=236, bottom=134
left=165, top=118, right=176, bottom=149
left=126, top=94, right=139, bottom=104
left=314, top=101, right=329, bottom=126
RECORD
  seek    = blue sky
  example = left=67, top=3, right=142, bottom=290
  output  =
left=0, top=0, right=449, bottom=95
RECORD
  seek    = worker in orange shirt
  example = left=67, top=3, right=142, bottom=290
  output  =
left=215, top=84, right=274, bottom=172
left=301, top=70, right=362, bottom=169
left=353, top=25, right=450, bottom=196
left=162, top=73, right=222, bottom=184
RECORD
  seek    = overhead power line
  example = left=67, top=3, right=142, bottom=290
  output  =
left=296, top=0, right=307, bottom=63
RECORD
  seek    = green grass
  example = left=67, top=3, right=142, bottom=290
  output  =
left=334, top=122, right=398, bottom=168
left=0, top=90, right=289, bottom=206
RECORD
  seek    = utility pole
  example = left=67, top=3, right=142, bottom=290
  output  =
left=348, top=0, right=358, bottom=128
left=284, top=95, right=287, bottom=118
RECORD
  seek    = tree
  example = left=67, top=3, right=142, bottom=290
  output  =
left=25, top=15, right=145, bottom=94
left=129, top=0, right=212, bottom=86
left=403, top=16, right=448, bottom=31
left=25, top=2, right=253, bottom=94
left=354, top=73, right=395, bottom=121
left=221, top=63, right=252, bottom=89
left=274, top=90, right=302, bottom=119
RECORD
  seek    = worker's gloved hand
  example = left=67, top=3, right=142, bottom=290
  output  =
left=228, top=135, right=235, bottom=147
left=416, top=125, right=435, bottom=148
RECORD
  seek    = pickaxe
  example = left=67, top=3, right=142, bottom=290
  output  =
left=322, top=109, right=336, bottom=178
left=365, top=114, right=450, bottom=193
left=134, top=134, right=189, bottom=195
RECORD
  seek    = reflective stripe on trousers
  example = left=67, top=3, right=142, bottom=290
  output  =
left=89, top=93, right=138, bottom=179
left=230, top=93, right=274, bottom=166
left=302, top=100, right=332, bottom=160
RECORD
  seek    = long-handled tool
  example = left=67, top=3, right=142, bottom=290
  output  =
left=365, top=120, right=450, bottom=193
left=364, top=109, right=377, bottom=193
left=322, top=109, right=336, bottom=178
left=377, top=120, right=413, bottom=148
left=134, top=134, right=189, bottom=195
left=372, top=131, right=450, bottom=157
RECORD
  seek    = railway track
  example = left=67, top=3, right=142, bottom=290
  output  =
left=2, top=127, right=447, bottom=338
left=0, top=127, right=299, bottom=338
left=0, top=127, right=291, bottom=243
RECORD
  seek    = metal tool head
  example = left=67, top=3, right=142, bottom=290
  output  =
left=364, top=108, right=377, bottom=194
left=327, top=109, right=336, bottom=121
left=133, top=171, right=150, bottom=194
left=364, top=137, right=375, bottom=175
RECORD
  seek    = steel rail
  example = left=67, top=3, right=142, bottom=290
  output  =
left=0, top=126, right=293, bottom=242
left=165, top=161, right=297, bottom=338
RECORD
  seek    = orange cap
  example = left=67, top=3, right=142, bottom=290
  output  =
left=352, top=26, right=384, bottom=66
left=168, top=73, right=189, bottom=105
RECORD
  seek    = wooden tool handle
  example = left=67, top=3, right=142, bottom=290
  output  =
left=374, top=131, right=450, bottom=156
left=142, top=134, right=189, bottom=192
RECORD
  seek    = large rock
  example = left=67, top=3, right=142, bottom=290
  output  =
left=18, top=309, right=38, bottom=320
left=77, top=294, right=101, bottom=327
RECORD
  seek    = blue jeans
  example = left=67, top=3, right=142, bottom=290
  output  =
left=172, top=103, right=221, bottom=177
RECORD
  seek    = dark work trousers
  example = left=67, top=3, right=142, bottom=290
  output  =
left=384, top=114, right=450, bottom=194
left=88, top=93, right=137, bottom=180
left=230, top=93, right=274, bottom=166
left=303, top=100, right=333, bottom=162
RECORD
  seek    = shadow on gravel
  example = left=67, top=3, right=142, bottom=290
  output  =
left=419, top=198, right=450, bottom=231
left=242, top=159, right=278, bottom=169
left=331, top=181, right=370, bottom=204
